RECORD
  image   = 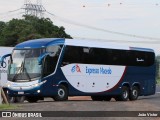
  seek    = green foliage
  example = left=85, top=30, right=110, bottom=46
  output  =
left=0, top=15, right=72, bottom=46
left=0, top=104, right=18, bottom=110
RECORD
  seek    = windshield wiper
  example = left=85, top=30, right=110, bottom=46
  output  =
left=12, top=61, right=31, bottom=82
left=23, top=60, right=31, bottom=81
left=12, top=62, right=24, bottom=82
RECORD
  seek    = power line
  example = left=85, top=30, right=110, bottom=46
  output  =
left=1, top=2, right=160, bottom=41
left=46, top=11, right=160, bottom=41
left=0, top=9, right=21, bottom=15
left=0, top=10, right=23, bottom=21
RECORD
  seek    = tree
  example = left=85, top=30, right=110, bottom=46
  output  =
left=0, top=21, right=6, bottom=45
left=0, top=15, right=72, bottom=46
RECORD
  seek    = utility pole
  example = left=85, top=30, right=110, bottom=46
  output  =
left=22, top=0, right=46, bottom=18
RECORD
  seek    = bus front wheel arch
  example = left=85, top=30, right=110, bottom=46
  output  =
left=53, top=84, right=68, bottom=101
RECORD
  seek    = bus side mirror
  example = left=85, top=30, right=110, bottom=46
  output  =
left=0, top=54, right=11, bottom=66
left=38, top=52, right=50, bottom=65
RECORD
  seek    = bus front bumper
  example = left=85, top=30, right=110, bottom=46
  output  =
left=7, top=86, right=42, bottom=97
left=6, top=80, right=47, bottom=97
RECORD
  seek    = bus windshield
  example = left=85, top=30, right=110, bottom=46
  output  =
left=8, top=48, right=45, bottom=82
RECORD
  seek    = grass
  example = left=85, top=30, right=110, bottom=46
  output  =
left=0, top=104, right=18, bottom=110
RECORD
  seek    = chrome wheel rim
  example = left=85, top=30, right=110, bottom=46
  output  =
left=58, top=88, right=65, bottom=98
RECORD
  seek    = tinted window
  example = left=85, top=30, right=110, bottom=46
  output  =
left=43, top=45, right=62, bottom=77
left=62, top=46, right=155, bottom=67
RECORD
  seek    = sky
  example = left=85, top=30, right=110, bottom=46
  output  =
left=0, top=0, right=160, bottom=54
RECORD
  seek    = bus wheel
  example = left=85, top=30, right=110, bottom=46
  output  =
left=15, top=96, right=25, bottom=103
left=129, top=86, right=139, bottom=101
left=8, top=96, right=16, bottom=103
left=26, top=97, right=39, bottom=103
left=91, top=96, right=103, bottom=101
left=115, top=86, right=129, bottom=101
left=54, top=85, right=68, bottom=101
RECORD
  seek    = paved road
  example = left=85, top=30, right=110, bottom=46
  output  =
left=2, top=94, right=160, bottom=120
left=1, top=86, right=160, bottom=120
left=16, top=94, right=160, bottom=111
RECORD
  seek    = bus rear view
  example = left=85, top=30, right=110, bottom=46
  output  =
left=2, top=38, right=156, bottom=102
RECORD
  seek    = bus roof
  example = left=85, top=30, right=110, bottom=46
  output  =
left=15, top=38, right=65, bottom=49
left=65, top=39, right=154, bottom=52
left=15, top=38, right=154, bottom=52
left=65, top=39, right=130, bottom=50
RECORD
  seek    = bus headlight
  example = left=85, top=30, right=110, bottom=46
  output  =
left=34, top=83, right=39, bottom=87
left=7, top=83, right=11, bottom=87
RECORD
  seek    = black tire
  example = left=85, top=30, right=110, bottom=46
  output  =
left=26, top=97, right=39, bottom=103
left=104, top=96, right=112, bottom=101
left=129, top=86, right=139, bottom=101
left=91, top=96, right=103, bottom=101
left=15, top=96, right=25, bottom=103
left=115, top=86, right=129, bottom=101
left=53, top=85, right=68, bottom=101
left=8, top=96, right=16, bottom=103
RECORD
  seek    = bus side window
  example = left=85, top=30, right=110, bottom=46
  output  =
left=82, top=47, right=90, bottom=64
left=43, top=55, right=55, bottom=77
left=127, top=50, right=155, bottom=67
left=62, top=46, right=83, bottom=66
left=62, top=46, right=73, bottom=66
left=43, top=45, right=61, bottom=77
left=145, top=52, right=155, bottom=66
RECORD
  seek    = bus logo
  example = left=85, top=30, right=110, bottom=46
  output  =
left=71, top=65, right=81, bottom=73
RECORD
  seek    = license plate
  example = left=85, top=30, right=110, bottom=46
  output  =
left=18, top=92, right=24, bottom=94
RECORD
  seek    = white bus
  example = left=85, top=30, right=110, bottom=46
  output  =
left=1, top=38, right=156, bottom=102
